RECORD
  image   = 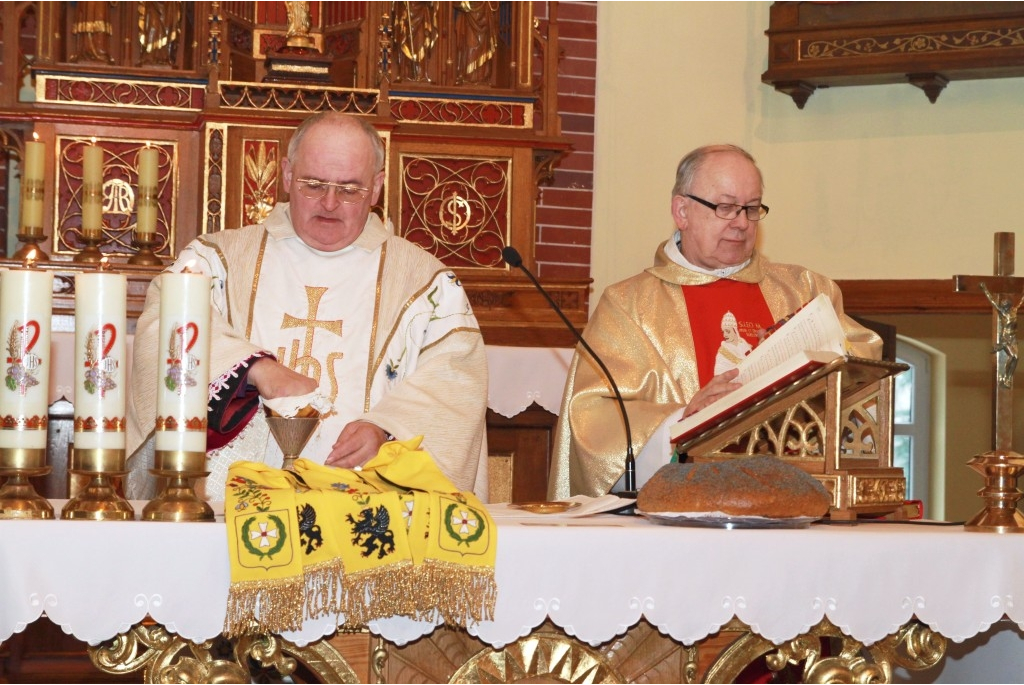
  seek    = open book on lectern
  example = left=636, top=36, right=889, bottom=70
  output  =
left=670, top=293, right=848, bottom=444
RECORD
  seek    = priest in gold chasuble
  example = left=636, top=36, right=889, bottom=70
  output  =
left=549, top=145, right=881, bottom=499
left=127, top=113, right=488, bottom=500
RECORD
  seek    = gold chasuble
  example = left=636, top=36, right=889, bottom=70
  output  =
left=127, top=204, right=489, bottom=501
left=548, top=239, right=883, bottom=499
left=224, top=438, right=496, bottom=637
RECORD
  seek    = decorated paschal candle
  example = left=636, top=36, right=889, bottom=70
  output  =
left=155, top=268, right=211, bottom=457
left=0, top=259, right=53, bottom=455
left=74, top=267, right=127, bottom=451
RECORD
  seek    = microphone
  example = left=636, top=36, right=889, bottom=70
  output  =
left=501, top=246, right=637, bottom=498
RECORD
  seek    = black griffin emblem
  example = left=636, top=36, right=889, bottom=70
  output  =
left=297, top=503, right=323, bottom=555
left=346, top=505, right=396, bottom=559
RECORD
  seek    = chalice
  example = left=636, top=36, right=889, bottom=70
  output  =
left=265, top=406, right=320, bottom=471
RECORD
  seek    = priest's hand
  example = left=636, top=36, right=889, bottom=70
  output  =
left=324, top=421, right=389, bottom=469
left=247, top=358, right=317, bottom=399
left=682, top=368, right=741, bottom=418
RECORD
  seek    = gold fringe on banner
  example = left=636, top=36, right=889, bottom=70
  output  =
left=224, top=577, right=304, bottom=638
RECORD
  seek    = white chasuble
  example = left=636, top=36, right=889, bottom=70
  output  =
left=128, top=205, right=490, bottom=502
left=251, top=239, right=378, bottom=459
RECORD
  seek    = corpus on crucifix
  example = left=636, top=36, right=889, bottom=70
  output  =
left=953, top=231, right=1024, bottom=532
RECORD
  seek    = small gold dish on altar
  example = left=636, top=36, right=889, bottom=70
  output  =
left=509, top=501, right=581, bottom=515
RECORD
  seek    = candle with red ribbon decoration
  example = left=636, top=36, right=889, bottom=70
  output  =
left=155, top=268, right=211, bottom=456
left=0, top=263, right=53, bottom=451
left=73, top=268, right=127, bottom=451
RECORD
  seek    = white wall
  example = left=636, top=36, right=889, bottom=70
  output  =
left=594, top=2, right=1024, bottom=298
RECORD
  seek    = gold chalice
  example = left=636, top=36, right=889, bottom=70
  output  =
left=265, top=407, right=320, bottom=471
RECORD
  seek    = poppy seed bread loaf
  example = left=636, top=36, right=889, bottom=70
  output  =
left=637, top=456, right=832, bottom=518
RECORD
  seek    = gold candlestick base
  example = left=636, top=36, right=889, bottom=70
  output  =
left=12, top=234, right=49, bottom=262
left=128, top=234, right=163, bottom=266
left=266, top=414, right=319, bottom=472
left=61, top=449, right=133, bottom=521
left=0, top=467, right=54, bottom=519
left=142, top=450, right=214, bottom=522
left=964, top=449, right=1024, bottom=533
left=74, top=234, right=105, bottom=263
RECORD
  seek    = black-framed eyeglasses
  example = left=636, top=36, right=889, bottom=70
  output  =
left=683, top=194, right=769, bottom=221
left=295, top=178, right=371, bottom=204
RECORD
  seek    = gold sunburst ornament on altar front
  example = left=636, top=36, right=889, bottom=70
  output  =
left=450, top=634, right=624, bottom=683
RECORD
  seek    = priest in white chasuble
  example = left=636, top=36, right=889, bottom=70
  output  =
left=126, top=112, right=488, bottom=500
left=549, top=144, right=882, bottom=500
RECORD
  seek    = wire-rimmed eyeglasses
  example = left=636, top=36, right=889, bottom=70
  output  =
left=295, top=178, right=371, bottom=204
left=684, top=194, right=769, bottom=221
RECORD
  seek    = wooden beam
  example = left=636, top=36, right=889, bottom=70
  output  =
left=836, top=279, right=991, bottom=315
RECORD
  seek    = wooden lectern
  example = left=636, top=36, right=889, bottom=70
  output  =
left=674, top=356, right=909, bottom=521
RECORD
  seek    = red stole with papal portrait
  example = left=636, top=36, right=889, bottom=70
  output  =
left=681, top=280, right=774, bottom=387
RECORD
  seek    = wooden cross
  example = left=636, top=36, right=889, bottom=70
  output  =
left=954, top=232, right=1024, bottom=452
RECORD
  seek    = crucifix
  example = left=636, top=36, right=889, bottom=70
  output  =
left=954, top=231, right=1024, bottom=532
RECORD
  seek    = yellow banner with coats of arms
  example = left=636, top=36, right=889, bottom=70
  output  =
left=224, top=438, right=496, bottom=637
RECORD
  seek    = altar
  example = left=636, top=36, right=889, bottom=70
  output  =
left=2, top=506, right=1022, bottom=682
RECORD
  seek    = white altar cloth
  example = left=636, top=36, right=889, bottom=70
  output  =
left=1, top=512, right=1020, bottom=651
left=484, top=345, right=574, bottom=417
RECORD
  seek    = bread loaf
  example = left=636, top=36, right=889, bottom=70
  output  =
left=637, top=456, right=831, bottom=518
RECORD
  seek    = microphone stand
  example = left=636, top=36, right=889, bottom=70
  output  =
left=502, top=247, right=637, bottom=498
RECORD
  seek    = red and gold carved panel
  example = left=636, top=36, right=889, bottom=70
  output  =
left=390, top=96, right=531, bottom=128
left=240, top=139, right=280, bottom=226
left=218, top=81, right=378, bottom=113
left=204, top=124, right=227, bottom=235
left=53, top=136, right=176, bottom=258
left=398, top=153, right=510, bottom=269
left=36, top=72, right=205, bottom=110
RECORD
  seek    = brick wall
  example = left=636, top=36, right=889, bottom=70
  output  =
left=533, top=1, right=596, bottom=285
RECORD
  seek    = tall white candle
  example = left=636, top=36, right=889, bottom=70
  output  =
left=20, top=136, right=45, bottom=238
left=136, top=145, right=159, bottom=238
left=74, top=271, right=127, bottom=451
left=0, top=268, right=53, bottom=450
left=82, top=142, right=104, bottom=239
left=155, top=271, right=211, bottom=455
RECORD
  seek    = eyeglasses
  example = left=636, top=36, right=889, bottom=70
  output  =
left=295, top=178, right=371, bottom=204
left=684, top=194, right=769, bottom=221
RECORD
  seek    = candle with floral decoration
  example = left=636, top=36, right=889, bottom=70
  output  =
left=20, top=134, right=45, bottom=238
left=136, top=144, right=158, bottom=239
left=81, top=140, right=104, bottom=239
left=0, top=254, right=53, bottom=451
left=155, top=266, right=211, bottom=456
left=73, top=263, right=127, bottom=451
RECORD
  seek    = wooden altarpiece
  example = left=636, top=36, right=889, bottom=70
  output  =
left=0, top=1, right=584, bottom=347
left=674, top=356, right=909, bottom=520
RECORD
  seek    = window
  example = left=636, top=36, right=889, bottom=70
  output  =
left=893, top=336, right=944, bottom=517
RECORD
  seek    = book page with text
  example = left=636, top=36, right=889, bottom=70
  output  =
left=736, top=294, right=846, bottom=384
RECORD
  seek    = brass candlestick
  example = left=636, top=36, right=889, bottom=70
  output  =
left=964, top=449, right=1024, bottom=533
left=142, top=450, right=214, bottom=522
left=128, top=233, right=163, bottom=266
left=61, top=448, right=133, bottom=521
left=0, top=447, right=53, bottom=519
left=12, top=234, right=48, bottom=262
left=265, top=412, right=319, bottom=471
left=74, top=233, right=105, bottom=264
